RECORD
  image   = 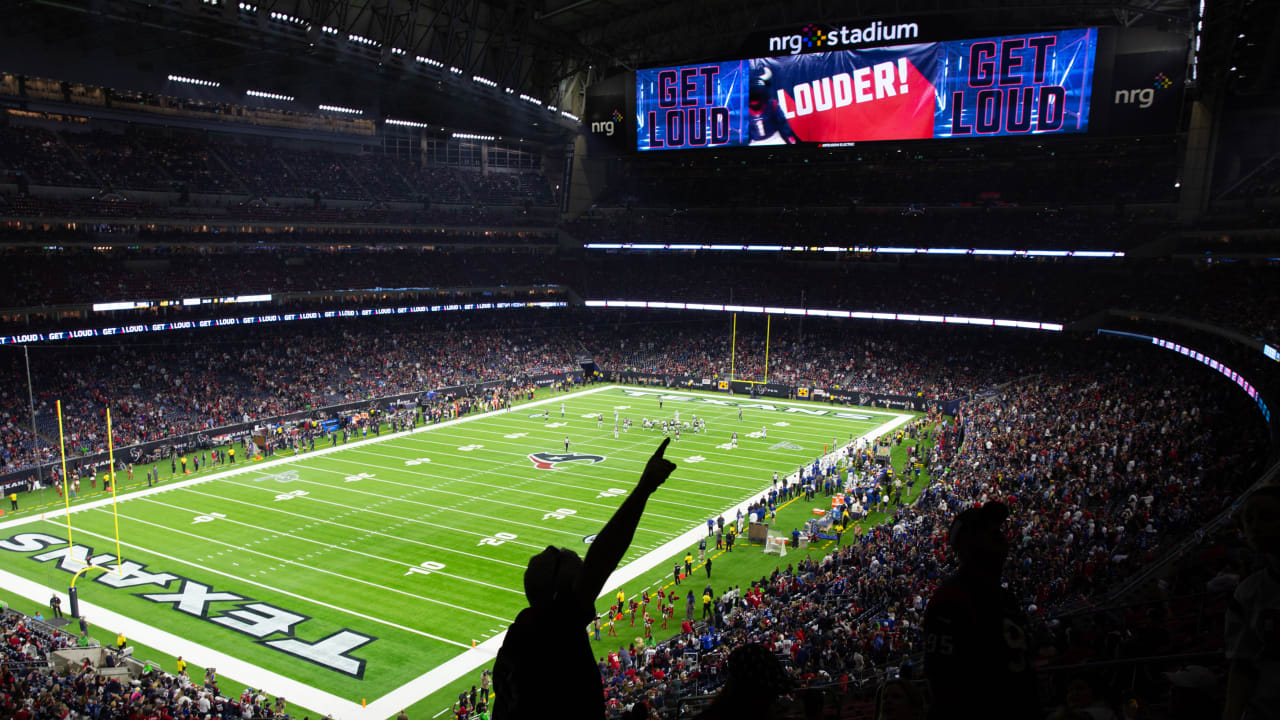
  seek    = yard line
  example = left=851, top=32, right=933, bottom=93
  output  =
left=94, top=508, right=518, bottom=620
left=0, top=384, right=620, bottom=535
left=222, top=476, right=552, bottom=549
left=346, top=448, right=728, bottom=508
left=315, top=449, right=659, bottom=528
left=180, top=488, right=526, bottom=568
left=138, top=497, right=524, bottom=596
left=360, top=441, right=764, bottom=491
left=388, top=430, right=744, bottom=503
left=363, top=408, right=918, bottom=720
left=46, top=518, right=473, bottom=649
left=319, top=417, right=726, bottom=518
left=293, top=460, right=696, bottom=527
left=391, top=399, right=870, bottom=479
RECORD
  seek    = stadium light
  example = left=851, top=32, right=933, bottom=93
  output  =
left=453, top=132, right=496, bottom=142
left=449, top=66, right=464, bottom=75
left=473, top=75, right=498, bottom=88
left=582, top=243, right=1126, bottom=258
left=167, top=74, right=220, bottom=88
left=584, top=299, right=1065, bottom=332
left=349, top=34, right=378, bottom=47
left=561, top=111, right=580, bottom=122
left=246, top=89, right=294, bottom=102
left=321, top=25, right=339, bottom=35
left=519, top=94, right=542, bottom=106
left=319, top=104, right=363, bottom=115
left=269, top=10, right=304, bottom=24
left=416, top=55, right=444, bottom=68
left=386, top=118, right=430, bottom=128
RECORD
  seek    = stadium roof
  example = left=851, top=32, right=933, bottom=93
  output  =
left=2, top=0, right=1271, bottom=142
left=541, top=0, right=1198, bottom=68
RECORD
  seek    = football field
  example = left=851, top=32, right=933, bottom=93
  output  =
left=0, top=385, right=913, bottom=719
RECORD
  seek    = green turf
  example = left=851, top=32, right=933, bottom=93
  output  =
left=0, top=384, right=920, bottom=717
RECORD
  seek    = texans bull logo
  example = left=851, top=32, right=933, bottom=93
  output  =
left=528, top=452, right=606, bottom=470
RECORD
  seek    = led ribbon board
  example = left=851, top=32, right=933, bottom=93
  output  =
left=1099, top=329, right=1270, bottom=423
left=0, top=301, right=567, bottom=346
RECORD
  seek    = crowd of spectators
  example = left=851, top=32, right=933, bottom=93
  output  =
left=0, top=313, right=581, bottom=472
left=0, top=125, right=93, bottom=187
left=571, top=343, right=1270, bottom=718
left=148, top=134, right=243, bottom=195
left=0, top=124, right=556, bottom=206
left=0, top=196, right=556, bottom=226
left=0, top=610, right=292, bottom=719
left=578, top=317, right=1065, bottom=398
left=61, top=131, right=174, bottom=192
left=0, top=319, right=1272, bottom=719
left=398, top=166, right=469, bottom=204
left=1, top=219, right=1277, bottom=347
left=0, top=313, right=1042, bottom=471
left=0, top=244, right=562, bottom=308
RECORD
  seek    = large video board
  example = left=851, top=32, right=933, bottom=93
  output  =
left=636, top=28, right=1096, bottom=150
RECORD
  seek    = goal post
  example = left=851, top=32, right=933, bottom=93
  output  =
left=56, top=401, right=126, bottom=618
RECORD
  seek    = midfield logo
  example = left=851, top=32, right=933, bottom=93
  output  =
left=527, top=452, right=606, bottom=470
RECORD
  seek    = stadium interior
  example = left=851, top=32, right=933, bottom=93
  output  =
left=0, top=0, right=1279, bottom=718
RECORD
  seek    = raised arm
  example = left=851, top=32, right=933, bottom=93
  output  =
left=575, top=438, right=677, bottom=605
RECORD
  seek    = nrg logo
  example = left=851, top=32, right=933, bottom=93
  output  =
left=767, top=20, right=920, bottom=55
left=591, top=108, right=624, bottom=136
left=1114, top=72, right=1175, bottom=109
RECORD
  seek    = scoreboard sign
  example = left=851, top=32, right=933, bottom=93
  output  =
left=636, top=28, right=1098, bottom=150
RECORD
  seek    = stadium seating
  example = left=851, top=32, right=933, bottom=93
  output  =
left=584, top=347, right=1268, bottom=716
left=0, top=70, right=1274, bottom=720
left=0, top=124, right=558, bottom=209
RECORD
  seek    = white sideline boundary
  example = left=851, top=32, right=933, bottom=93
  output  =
left=0, top=384, right=914, bottom=720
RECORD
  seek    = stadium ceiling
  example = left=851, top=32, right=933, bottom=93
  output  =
left=3, top=0, right=1270, bottom=142
left=544, top=0, right=1199, bottom=68
left=2, top=0, right=602, bottom=145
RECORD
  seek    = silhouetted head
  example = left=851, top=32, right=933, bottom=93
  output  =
left=523, top=546, right=583, bottom=607
left=949, top=501, right=1010, bottom=572
left=1242, top=485, right=1280, bottom=569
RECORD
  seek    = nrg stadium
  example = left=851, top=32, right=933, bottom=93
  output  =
left=0, top=1, right=1277, bottom=719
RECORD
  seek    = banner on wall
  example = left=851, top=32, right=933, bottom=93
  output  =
left=636, top=28, right=1097, bottom=150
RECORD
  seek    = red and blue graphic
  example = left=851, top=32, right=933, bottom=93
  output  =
left=934, top=28, right=1095, bottom=138
left=636, top=28, right=1097, bottom=150
left=751, top=43, right=938, bottom=144
left=636, top=61, right=749, bottom=150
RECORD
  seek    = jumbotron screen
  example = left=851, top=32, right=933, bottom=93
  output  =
left=636, top=28, right=1097, bottom=150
